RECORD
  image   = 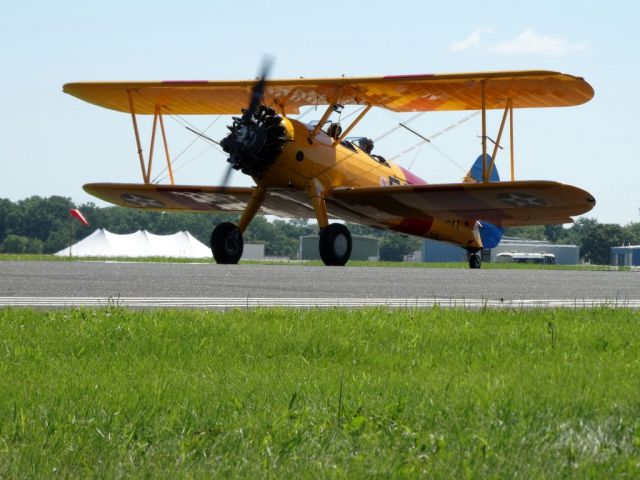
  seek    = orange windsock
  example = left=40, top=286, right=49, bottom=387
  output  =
left=70, top=209, right=89, bottom=226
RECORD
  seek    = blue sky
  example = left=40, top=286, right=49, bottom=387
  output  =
left=2, top=0, right=639, bottom=224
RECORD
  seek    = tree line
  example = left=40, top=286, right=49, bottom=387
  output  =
left=1, top=196, right=638, bottom=263
left=0, top=196, right=419, bottom=260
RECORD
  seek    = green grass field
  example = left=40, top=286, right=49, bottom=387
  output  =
left=2, top=307, right=640, bottom=477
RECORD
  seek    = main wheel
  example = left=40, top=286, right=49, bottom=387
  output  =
left=319, top=223, right=352, bottom=266
left=211, top=222, right=243, bottom=264
left=469, top=250, right=482, bottom=269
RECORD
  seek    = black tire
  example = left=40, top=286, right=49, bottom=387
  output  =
left=469, top=251, right=482, bottom=269
left=319, top=223, right=352, bottom=266
left=211, top=222, right=243, bottom=264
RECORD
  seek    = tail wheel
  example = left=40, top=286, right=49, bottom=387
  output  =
left=319, top=223, right=352, bottom=266
left=211, top=222, right=243, bottom=264
left=468, top=250, right=482, bottom=269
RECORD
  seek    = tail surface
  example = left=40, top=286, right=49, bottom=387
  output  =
left=464, top=154, right=503, bottom=248
left=464, top=154, right=500, bottom=183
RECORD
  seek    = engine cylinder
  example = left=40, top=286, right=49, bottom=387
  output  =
left=220, top=105, right=287, bottom=178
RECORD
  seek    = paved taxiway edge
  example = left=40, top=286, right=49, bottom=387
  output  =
left=1, top=297, right=640, bottom=309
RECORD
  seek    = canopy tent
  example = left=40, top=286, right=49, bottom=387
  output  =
left=55, top=229, right=211, bottom=258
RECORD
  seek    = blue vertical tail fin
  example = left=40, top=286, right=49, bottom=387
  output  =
left=465, top=154, right=503, bottom=248
left=464, top=153, right=500, bottom=183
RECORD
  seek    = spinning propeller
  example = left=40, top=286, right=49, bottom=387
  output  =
left=219, top=57, right=287, bottom=186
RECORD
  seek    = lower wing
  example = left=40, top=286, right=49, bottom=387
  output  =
left=83, top=183, right=316, bottom=219
left=326, top=180, right=595, bottom=227
left=84, top=180, right=595, bottom=228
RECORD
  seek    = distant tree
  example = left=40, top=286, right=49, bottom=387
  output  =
left=543, top=224, right=565, bottom=243
left=7, top=196, right=75, bottom=242
left=346, top=223, right=384, bottom=238
left=26, top=238, right=44, bottom=254
left=559, top=217, right=594, bottom=252
left=623, top=222, right=640, bottom=245
left=1, top=235, right=30, bottom=253
left=243, top=216, right=307, bottom=258
left=45, top=230, right=71, bottom=254
left=0, top=198, right=12, bottom=243
left=379, top=234, right=420, bottom=261
left=580, top=223, right=628, bottom=265
left=503, top=225, right=546, bottom=240
left=11, top=195, right=638, bottom=264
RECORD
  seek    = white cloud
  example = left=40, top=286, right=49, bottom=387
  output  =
left=450, top=27, right=494, bottom=51
left=489, top=29, right=588, bottom=57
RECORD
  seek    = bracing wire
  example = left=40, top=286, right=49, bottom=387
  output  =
left=296, top=106, right=315, bottom=121
left=374, top=112, right=425, bottom=143
left=128, top=88, right=245, bottom=184
left=151, top=113, right=225, bottom=184
left=387, top=110, right=481, bottom=173
left=407, top=143, right=425, bottom=171
left=167, top=144, right=219, bottom=177
left=337, top=105, right=366, bottom=124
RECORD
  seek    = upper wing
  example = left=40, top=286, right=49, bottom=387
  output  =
left=83, top=183, right=316, bottom=219
left=64, top=70, right=593, bottom=115
left=326, top=181, right=595, bottom=227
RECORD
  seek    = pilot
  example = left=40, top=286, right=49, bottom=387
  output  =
left=327, top=122, right=342, bottom=139
left=358, top=137, right=374, bottom=154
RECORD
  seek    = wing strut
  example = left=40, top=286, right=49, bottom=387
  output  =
left=308, top=102, right=337, bottom=142
left=509, top=105, right=515, bottom=181
left=126, top=90, right=175, bottom=185
left=478, top=80, right=515, bottom=182
left=481, top=81, right=488, bottom=182
left=487, top=99, right=512, bottom=181
left=127, top=90, right=148, bottom=183
left=332, top=104, right=373, bottom=146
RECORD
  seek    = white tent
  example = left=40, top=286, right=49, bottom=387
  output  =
left=55, top=229, right=212, bottom=258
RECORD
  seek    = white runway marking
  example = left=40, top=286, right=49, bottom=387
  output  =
left=1, top=297, right=639, bottom=309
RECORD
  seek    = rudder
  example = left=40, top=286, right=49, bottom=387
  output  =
left=465, top=154, right=503, bottom=248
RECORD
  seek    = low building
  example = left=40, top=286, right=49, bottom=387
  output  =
left=300, top=235, right=379, bottom=261
left=242, top=243, right=265, bottom=260
left=611, top=245, right=640, bottom=266
left=420, top=236, right=580, bottom=265
left=404, top=250, right=423, bottom=262
left=421, top=239, right=467, bottom=262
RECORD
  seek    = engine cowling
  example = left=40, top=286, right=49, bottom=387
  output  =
left=220, top=105, right=287, bottom=178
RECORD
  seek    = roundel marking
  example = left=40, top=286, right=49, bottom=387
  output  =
left=120, top=193, right=166, bottom=208
left=497, top=192, right=547, bottom=208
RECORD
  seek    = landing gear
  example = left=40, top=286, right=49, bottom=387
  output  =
left=468, top=249, right=482, bottom=269
left=319, top=223, right=352, bottom=266
left=211, top=222, right=243, bottom=264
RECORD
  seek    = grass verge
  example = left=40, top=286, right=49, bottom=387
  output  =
left=2, top=307, right=640, bottom=477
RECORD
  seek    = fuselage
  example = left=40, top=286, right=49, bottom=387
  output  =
left=257, top=117, right=481, bottom=249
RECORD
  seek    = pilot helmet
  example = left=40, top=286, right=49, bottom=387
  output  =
left=327, top=122, right=342, bottom=139
left=358, top=137, right=374, bottom=154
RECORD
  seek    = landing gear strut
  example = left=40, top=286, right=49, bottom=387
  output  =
left=319, top=223, right=352, bottom=266
left=468, top=249, right=482, bottom=269
left=211, top=222, right=243, bottom=264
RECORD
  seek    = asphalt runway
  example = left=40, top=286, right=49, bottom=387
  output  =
left=1, top=261, right=639, bottom=308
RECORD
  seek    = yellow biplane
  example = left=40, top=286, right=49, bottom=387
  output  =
left=63, top=65, right=595, bottom=268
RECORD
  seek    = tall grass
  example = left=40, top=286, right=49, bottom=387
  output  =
left=1, top=307, right=639, bottom=477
